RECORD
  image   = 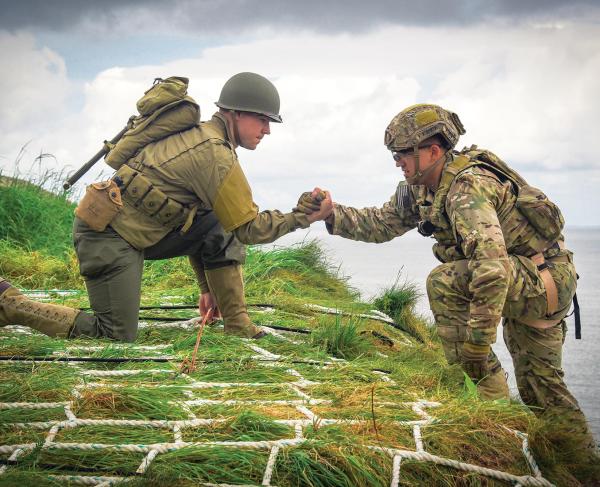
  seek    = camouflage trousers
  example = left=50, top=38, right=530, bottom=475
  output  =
left=426, top=254, right=594, bottom=446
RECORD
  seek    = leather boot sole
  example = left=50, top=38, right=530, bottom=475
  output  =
left=252, top=330, right=269, bottom=340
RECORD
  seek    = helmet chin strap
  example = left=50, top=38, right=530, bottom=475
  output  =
left=405, top=146, right=448, bottom=186
left=222, top=110, right=241, bottom=148
left=405, top=144, right=422, bottom=185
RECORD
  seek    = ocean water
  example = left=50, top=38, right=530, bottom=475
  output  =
left=273, top=226, right=600, bottom=440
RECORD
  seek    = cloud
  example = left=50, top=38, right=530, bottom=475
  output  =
left=2, top=0, right=599, bottom=34
left=0, top=31, right=74, bottom=168
left=1, top=21, right=599, bottom=225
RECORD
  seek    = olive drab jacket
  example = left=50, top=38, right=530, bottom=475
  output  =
left=110, top=112, right=310, bottom=249
left=327, top=149, right=568, bottom=348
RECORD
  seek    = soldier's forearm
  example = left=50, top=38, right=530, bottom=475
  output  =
left=189, top=255, right=210, bottom=294
left=233, top=210, right=310, bottom=245
left=329, top=205, right=411, bottom=243
left=467, top=261, right=509, bottom=346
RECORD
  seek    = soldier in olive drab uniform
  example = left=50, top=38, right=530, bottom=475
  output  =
left=0, top=72, right=333, bottom=342
left=302, top=104, right=596, bottom=453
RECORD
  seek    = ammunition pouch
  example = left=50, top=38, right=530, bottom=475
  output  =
left=75, top=180, right=123, bottom=232
left=114, top=164, right=188, bottom=230
left=515, top=185, right=565, bottom=242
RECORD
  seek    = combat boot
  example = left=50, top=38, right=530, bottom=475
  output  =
left=477, top=367, right=510, bottom=401
left=204, top=265, right=266, bottom=339
left=0, top=278, right=79, bottom=338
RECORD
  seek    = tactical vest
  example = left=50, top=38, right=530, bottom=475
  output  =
left=419, top=147, right=565, bottom=263
left=110, top=121, right=226, bottom=249
left=109, top=117, right=257, bottom=250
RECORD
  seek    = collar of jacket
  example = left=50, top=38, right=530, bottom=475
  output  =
left=211, top=111, right=238, bottom=149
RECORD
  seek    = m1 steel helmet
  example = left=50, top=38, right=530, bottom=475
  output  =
left=215, top=72, right=282, bottom=123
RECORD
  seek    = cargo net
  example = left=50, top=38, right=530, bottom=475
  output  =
left=0, top=315, right=555, bottom=487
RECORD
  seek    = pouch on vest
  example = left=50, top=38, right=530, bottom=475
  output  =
left=515, top=185, right=565, bottom=242
left=114, top=164, right=188, bottom=229
left=75, top=180, right=123, bottom=232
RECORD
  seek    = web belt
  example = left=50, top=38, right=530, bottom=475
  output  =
left=519, top=241, right=582, bottom=339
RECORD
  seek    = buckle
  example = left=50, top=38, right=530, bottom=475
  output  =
left=537, top=262, right=550, bottom=272
left=417, top=220, right=436, bottom=237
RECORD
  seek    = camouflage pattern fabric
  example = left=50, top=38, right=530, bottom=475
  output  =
left=384, top=104, right=465, bottom=151
left=330, top=152, right=568, bottom=349
left=326, top=182, right=424, bottom=243
left=328, top=150, right=595, bottom=445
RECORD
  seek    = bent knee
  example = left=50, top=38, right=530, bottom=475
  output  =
left=426, top=264, right=449, bottom=302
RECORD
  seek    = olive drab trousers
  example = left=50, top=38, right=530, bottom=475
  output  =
left=71, top=210, right=244, bottom=342
left=427, top=253, right=594, bottom=443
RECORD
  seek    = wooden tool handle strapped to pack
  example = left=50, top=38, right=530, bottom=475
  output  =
left=73, top=77, right=201, bottom=234
left=104, top=77, right=200, bottom=170
left=64, top=77, right=200, bottom=189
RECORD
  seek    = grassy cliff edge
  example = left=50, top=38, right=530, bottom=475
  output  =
left=0, top=175, right=597, bottom=486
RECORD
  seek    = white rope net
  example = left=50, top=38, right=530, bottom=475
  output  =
left=0, top=316, right=555, bottom=486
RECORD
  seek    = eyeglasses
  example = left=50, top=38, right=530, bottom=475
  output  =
left=392, top=144, right=435, bottom=162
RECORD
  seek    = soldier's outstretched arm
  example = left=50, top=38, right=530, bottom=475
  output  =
left=325, top=182, right=420, bottom=243
left=182, top=142, right=323, bottom=245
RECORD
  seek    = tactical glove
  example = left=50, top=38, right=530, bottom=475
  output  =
left=293, top=191, right=325, bottom=214
left=460, top=342, right=491, bottom=381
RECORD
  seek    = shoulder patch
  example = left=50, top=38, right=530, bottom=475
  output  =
left=213, top=160, right=259, bottom=232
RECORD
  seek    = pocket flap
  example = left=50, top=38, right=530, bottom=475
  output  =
left=154, top=199, right=185, bottom=226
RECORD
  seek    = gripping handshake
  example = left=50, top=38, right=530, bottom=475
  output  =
left=294, top=188, right=334, bottom=224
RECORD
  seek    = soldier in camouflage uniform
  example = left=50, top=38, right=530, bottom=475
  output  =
left=302, top=104, right=596, bottom=452
left=0, top=72, right=332, bottom=342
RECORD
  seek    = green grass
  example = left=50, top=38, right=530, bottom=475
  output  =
left=273, top=442, right=392, bottom=487
left=0, top=362, right=79, bottom=402
left=145, top=447, right=268, bottom=484
left=310, top=315, right=371, bottom=359
left=372, top=275, right=432, bottom=343
left=0, top=172, right=76, bottom=257
left=72, top=385, right=191, bottom=420
left=56, top=424, right=174, bottom=444
left=183, top=410, right=293, bottom=442
left=1, top=173, right=598, bottom=486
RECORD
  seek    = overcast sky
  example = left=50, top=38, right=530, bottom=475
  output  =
left=1, top=0, right=600, bottom=228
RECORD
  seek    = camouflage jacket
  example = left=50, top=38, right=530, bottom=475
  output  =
left=111, top=112, right=309, bottom=249
left=328, top=150, right=566, bottom=346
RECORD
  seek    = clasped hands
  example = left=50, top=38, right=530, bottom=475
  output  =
left=294, top=187, right=334, bottom=224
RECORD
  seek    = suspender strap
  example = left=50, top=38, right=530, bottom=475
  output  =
left=573, top=293, right=581, bottom=339
left=530, top=253, right=559, bottom=315
left=519, top=243, right=563, bottom=329
left=519, top=316, right=562, bottom=329
left=518, top=241, right=583, bottom=335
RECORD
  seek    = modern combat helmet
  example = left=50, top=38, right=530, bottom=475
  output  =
left=215, top=72, right=282, bottom=123
left=384, top=104, right=466, bottom=184
left=384, top=104, right=465, bottom=152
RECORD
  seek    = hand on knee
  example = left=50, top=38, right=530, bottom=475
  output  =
left=460, top=342, right=491, bottom=380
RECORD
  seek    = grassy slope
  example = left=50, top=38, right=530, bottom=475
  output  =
left=0, top=177, right=597, bottom=486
